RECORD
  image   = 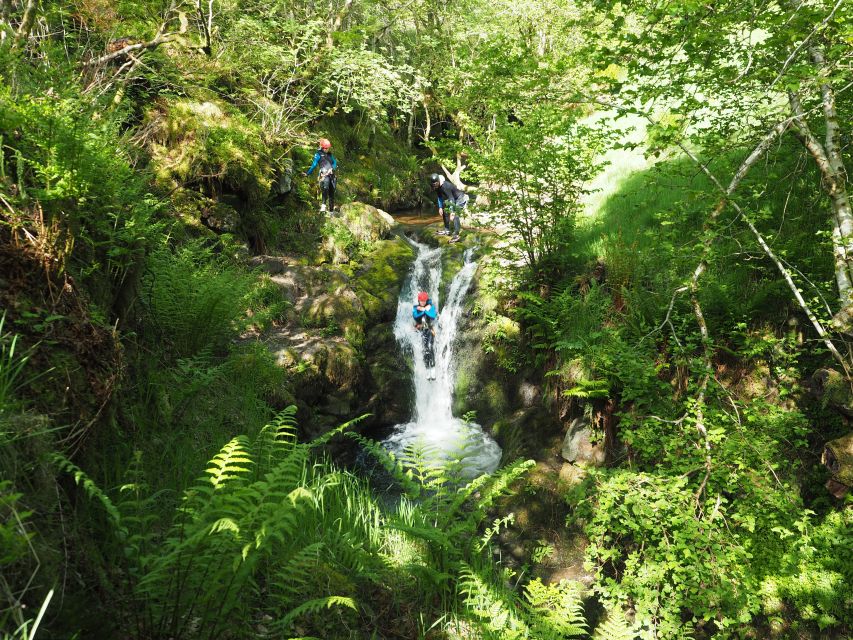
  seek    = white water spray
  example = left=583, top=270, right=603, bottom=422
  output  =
left=383, top=240, right=502, bottom=478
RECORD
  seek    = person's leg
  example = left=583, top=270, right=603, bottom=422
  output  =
left=442, top=208, right=450, bottom=232
left=329, top=176, right=336, bottom=212
left=320, top=178, right=330, bottom=210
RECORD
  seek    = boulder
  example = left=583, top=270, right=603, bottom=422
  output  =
left=338, top=202, right=396, bottom=244
left=272, top=158, right=294, bottom=195
left=560, top=416, right=606, bottom=467
left=823, top=431, right=853, bottom=488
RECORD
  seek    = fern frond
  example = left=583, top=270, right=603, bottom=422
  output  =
left=311, top=413, right=369, bottom=446
left=458, top=562, right=528, bottom=638
left=389, top=521, right=452, bottom=548
left=524, top=578, right=588, bottom=638
left=206, top=436, right=254, bottom=489
left=269, top=542, right=325, bottom=608
left=593, top=605, right=637, bottom=640
left=53, top=454, right=126, bottom=538
left=346, top=431, right=422, bottom=497
left=276, top=595, right=358, bottom=630
left=254, top=406, right=299, bottom=475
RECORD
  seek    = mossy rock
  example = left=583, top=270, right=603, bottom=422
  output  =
left=351, top=238, right=414, bottom=323
left=146, top=98, right=272, bottom=207
left=338, top=202, right=396, bottom=242
left=824, top=432, right=853, bottom=485
left=294, top=288, right=366, bottom=347
left=364, top=322, right=412, bottom=424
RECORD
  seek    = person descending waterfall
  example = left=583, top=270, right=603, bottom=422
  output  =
left=304, top=138, right=337, bottom=213
left=430, top=173, right=468, bottom=243
left=413, top=290, right=437, bottom=380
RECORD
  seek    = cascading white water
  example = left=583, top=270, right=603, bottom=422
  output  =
left=383, top=240, right=502, bottom=478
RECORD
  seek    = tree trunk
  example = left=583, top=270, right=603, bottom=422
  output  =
left=788, top=51, right=853, bottom=330
left=327, top=0, right=352, bottom=48
left=12, top=0, right=38, bottom=47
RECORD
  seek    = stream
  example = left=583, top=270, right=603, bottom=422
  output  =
left=381, top=239, right=502, bottom=478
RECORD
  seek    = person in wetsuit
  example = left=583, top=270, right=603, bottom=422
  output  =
left=412, top=290, right=437, bottom=378
left=305, top=138, right=338, bottom=213
left=430, top=173, right=468, bottom=243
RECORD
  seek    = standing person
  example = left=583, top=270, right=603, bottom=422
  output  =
left=430, top=173, right=468, bottom=243
left=412, top=290, right=438, bottom=379
left=305, top=138, right=337, bottom=213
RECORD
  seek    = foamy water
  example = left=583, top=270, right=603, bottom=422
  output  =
left=383, top=240, right=502, bottom=478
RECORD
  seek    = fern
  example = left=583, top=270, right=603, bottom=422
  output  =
left=524, top=578, right=588, bottom=639
left=276, top=595, right=357, bottom=629
left=205, top=435, right=254, bottom=489
left=254, top=406, right=298, bottom=477
left=458, top=562, right=529, bottom=639
left=593, top=605, right=637, bottom=640
left=53, top=454, right=126, bottom=539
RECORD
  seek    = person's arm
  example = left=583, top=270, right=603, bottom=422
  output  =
left=437, top=195, right=444, bottom=211
left=305, top=152, right=320, bottom=176
left=331, top=155, right=338, bottom=170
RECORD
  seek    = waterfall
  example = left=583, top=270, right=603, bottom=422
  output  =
left=383, top=240, right=502, bottom=478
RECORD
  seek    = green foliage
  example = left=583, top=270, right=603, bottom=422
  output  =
left=62, top=409, right=382, bottom=639
left=760, top=507, right=853, bottom=632
left=592, top=606, right=637, bottom=640
left=0, top=88, right=158, bottom=301
left=0, top=314, right=34, bottom=420
left=0, top=481, right=33, bottom=568
left=140, top=242, right=256, bottom=359
left=471, top=106, right=604, bottom=276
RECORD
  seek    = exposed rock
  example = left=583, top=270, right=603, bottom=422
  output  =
left=201, top=202, right=239, bottom=233
left=364, top=322, right=412, bottom=425
left=338, top=202, right=396, bottom=243
left=823, top=431, right=853, bottom=486
left=272, top=158, right=293, bottom=195
left=811, top=368, right=853, bottom=418
left=322, top=202, right=399, bottom=264
left=558, top=462, right=588, bottom=488
left=518, top=382, right=542, bottom=408
left=560, top=416, right=606, bottom=467
left=258, top=237, right=414, bottom=434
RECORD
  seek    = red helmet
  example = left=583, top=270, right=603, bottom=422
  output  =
left=319, top=138, right=331, bottom=151
left=417, top=291, right=429, bottom=304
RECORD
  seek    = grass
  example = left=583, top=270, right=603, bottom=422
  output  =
left=570, top=133, right=835, bottom=333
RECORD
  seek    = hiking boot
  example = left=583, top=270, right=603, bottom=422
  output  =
left=436, top=229, right=449, bottom=236
left=320, top=204, right=327, bottom=213
left=449, top=235, right=461, bottom=243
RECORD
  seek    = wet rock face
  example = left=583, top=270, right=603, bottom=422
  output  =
left=255, top=220, right=414, bottom=435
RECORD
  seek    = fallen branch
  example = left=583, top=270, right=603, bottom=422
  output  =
left=83, top=33, right=176, bottom=67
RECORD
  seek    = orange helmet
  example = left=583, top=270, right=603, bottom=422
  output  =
left=319, top=138, right=331, bottom=151
left=417, top=291, right=429, bottom=304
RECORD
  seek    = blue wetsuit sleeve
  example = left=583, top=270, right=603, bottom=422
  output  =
left=437, top=196, right=444, bottom=208
left=413, top=306, right=424, bottom=320
left=425, top=305, right=437, bottom=319
left=306, top=151, right=320, bottom=175
left=331, top=155, right=338, bottom=170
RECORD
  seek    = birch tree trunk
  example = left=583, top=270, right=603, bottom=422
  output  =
left=788, top=45, right=853, bottom=331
